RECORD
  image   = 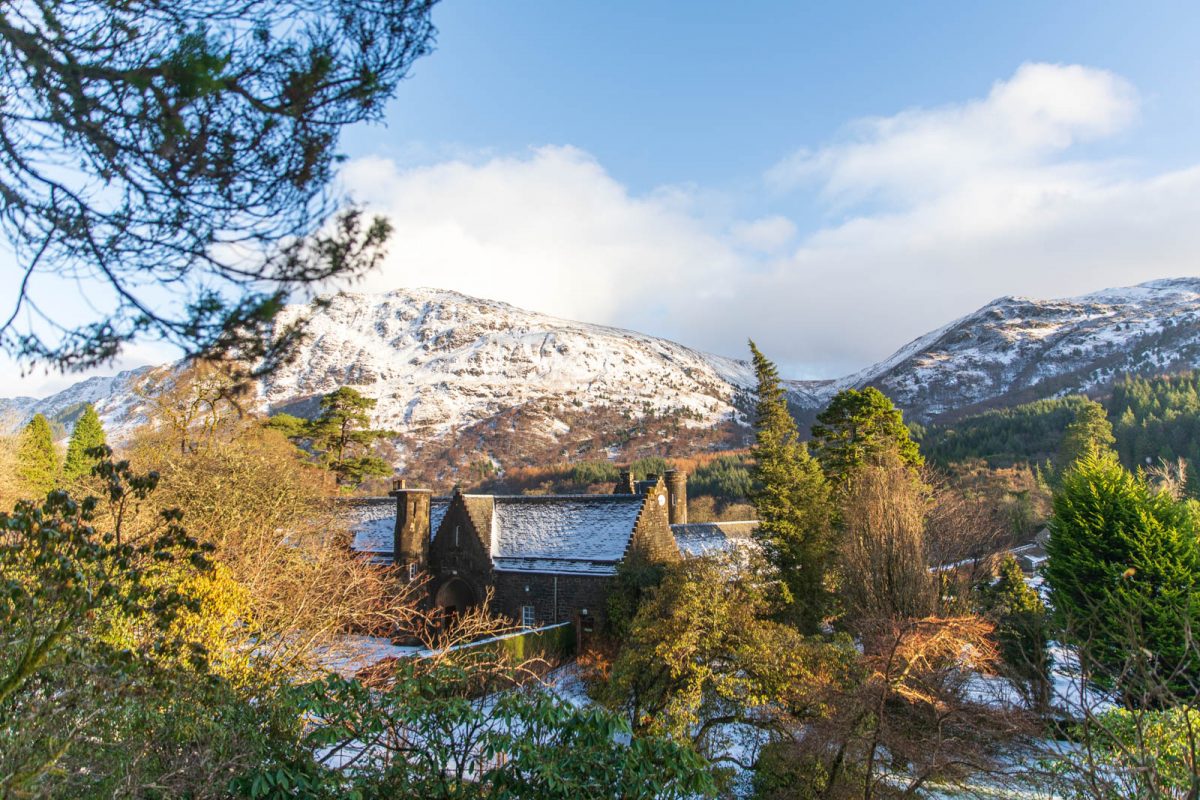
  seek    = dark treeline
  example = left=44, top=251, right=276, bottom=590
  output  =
left=917, top=397, right=1089, bottom=467
left=1110, top=372, right=1200, bottom=469
left=919, top=371, right=1200, bottom=480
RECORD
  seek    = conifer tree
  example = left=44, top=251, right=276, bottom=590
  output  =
left=307, top=387, right=393, bottom=486
left=979, top=556, right=1052, bottom=712
left=1056, top=398, right=1116, bottom=471
left=748, top=341, right=834, bottom=633
left=16, top=413, right=59, bottom=496
left=62, top=405, right=107, bottom=481
left=810, top=387, right=922, bottom=489
left=1045, top=451, right=1200, bottom=701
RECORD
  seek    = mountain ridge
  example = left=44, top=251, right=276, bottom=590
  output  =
left=4, top=277, right=1199, bottom=477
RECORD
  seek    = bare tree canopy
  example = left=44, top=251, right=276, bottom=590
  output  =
left=0, top=0, right=437, bottom=371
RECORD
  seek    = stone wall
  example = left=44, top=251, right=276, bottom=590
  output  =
left=427, top=494, right=493, bottom=609
left=492, top=570, right=612, bottom=631
left=625, top=480, right=681, bottom=565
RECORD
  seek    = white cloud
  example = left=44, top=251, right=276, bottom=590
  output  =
left=338, top=146, right=747, bottom=341
left=10, top=62, right=1192, bottom=399
left=766, top=63, right=1138, bottom=208
left=730, top=216, right=797, bottom=253
left=339, top=63, right=1196, bottom=380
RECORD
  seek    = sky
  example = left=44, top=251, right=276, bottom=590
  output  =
left=6, top=0, right=1200, bottom=396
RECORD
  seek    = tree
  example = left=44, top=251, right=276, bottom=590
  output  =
left=0, top=0, right=434, bottom=372
left=1057, top=398, right=1116, bottom=471
left=836, top=450, right=936, bottom=627
left=978, top=556, right=1052, bottom=713
left=1050, top=706, right=1200, bottom=799
left=766, top=615, right=1031, bottom=800
left=263, top=659, right=717, bottom=800
left=15, top=414, right=58, bottom=495
left=62, top=404, right=107, bottom=481
left=0, top=456, right=297, bottom=797
left=137, top=360, right=244, bottom=455
left=263, top=412, right=311, bottom=440
left=599, top=553, right=855, bottom=769
left=1044, top=451, right=1200, bottom=702
left=748, top=341, right=835, bottom=634
left=306, top=387, right=393, bottom=486
left=810, top=387, right=923, bottom=489
left=129, top=421, right=413, bottom=669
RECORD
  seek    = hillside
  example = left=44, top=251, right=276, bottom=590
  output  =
left=4, top=278, right=1199, bottom=480
left=789, top=277, right=1200, bottom=422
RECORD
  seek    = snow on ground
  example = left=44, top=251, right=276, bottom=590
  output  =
left=318, top=634, right=425, bottom=678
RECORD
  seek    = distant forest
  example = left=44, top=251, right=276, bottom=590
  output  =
left=917, top=371, right=1200, bottom=477
left=466, top=371, right=1200, bottom=513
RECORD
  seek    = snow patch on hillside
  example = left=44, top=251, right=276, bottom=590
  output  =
left=4, top=278, right=1200, bottom=445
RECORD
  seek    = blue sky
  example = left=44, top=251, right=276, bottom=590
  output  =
left=7, top=0, right=1200, bottom=395
left=356, top=1, right=1200, bottom=192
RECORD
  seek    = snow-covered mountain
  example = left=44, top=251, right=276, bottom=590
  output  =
left=0, top=366, right=158, bottom=436
left=4, top=278, right=1200, bottom=469
left=258, top=287, right=757, bottom=435
left=0, top=290, right=759, bottom=473
left=787, top=277, right=1200, bottom=421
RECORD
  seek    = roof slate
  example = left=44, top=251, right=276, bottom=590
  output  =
left=344, top=497, right=448, bottom=554
left=671, top=521, right=759, bottom=557
left=491, top=557, right=619, bottom=576
left=343, top=493, right=647, bottom=572
left=485, top=495, right=645, bottom=564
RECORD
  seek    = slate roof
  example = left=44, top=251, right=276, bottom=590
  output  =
left=483, top=494, right=646, bottom=575
left=343, top=497, right=448, bottom=555
left=342, top=493, right=649, bottom=576
left=671, top=521, right=759, bottom=557
left=431, top=501, right=449, bottom=539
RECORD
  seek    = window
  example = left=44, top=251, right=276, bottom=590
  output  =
left=407, top=563, right=417, bottom=581
left=453, top=525, right=460, bottom=549
left=521, top=606, right=535, bottom=629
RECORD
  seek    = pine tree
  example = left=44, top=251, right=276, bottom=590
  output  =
left=1056, top=398, right=1116, bottom=472
left=810, top=387, right=923, bottom=489
left=979, top=556, right=1052, bottom=712
left=1045, top=451, right=1200, bottom=702
left=16, top=413, right=60, bottom=496
left=307, top=387, right=393, bottom=486
left=62, top=405, right=107, bottom=481
left=747, top=341, right=834, bottom=633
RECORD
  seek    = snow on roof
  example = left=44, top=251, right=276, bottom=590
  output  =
left=344, top=493, right=647, bottom=573
left=343, top=498, right=393, bottom=554
left=343, top=497, right=448, bottom=554
left=671, top=521, right=758, bottom=557
left=485, top=494, right=646, bottom=567
left=491, top=557, right=619, bottom=576
left=431, top=500, right=449, bottom=538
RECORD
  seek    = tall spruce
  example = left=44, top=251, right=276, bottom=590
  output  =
left=1045, top=451, right=1200, bottom=702
left=1056, top=398, right=1116, bottom=472
left=16, top=413, right=59, bottom=496
left=810, top=387, right=923, bottom=489
left=63, top=405, right=107, bottom=481
left=748, top=341, right=834, bottom=633
left=979, top=556, right=1052, bottom=712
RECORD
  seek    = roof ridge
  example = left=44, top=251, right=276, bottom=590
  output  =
left=467, top=493, right=645, bottom=502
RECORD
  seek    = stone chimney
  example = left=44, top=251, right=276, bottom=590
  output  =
left=664, top=469, right=688, bottom=525
left=614, top=468, right=636, bottom=495
left=391, top=477, right=431, bottom=576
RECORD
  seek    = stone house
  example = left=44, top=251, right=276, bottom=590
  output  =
left=345, top=469, right=755, bottom=633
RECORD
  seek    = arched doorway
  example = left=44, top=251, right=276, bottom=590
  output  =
left=434, top=578, right=477, bottom=625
